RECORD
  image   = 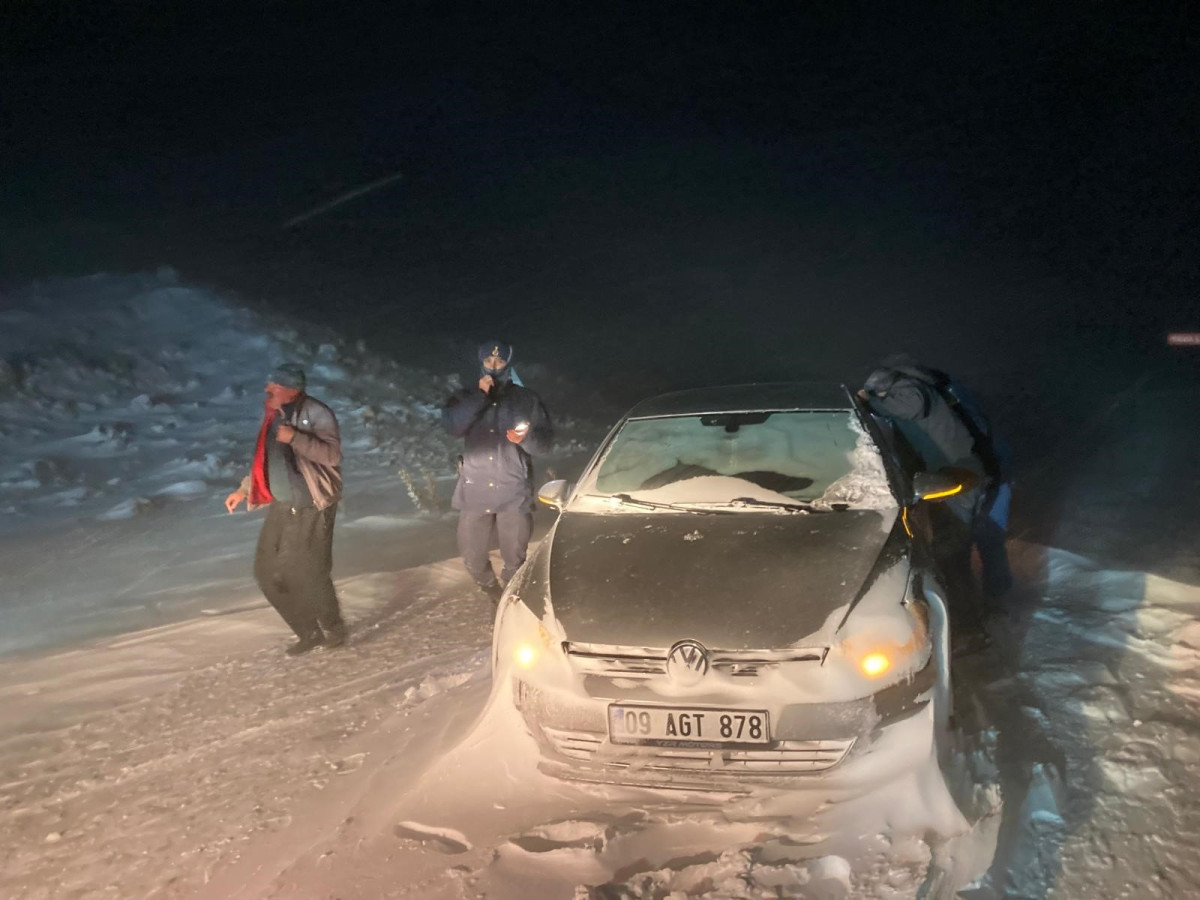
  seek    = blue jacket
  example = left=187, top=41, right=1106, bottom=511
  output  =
left=441, top=381, right=553, bottom=513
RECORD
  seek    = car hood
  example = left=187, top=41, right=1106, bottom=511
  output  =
left=545, top=508, right=902, bottom=650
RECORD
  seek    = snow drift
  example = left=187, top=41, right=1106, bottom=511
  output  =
left=0, top=271, right=469, bottom=654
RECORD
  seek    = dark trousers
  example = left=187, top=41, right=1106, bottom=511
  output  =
left=973, top=482, right=1013, bottom=602
left=456, top=507, right=533, bottom=587
left=254, top=503, right=343, bottom=639
left=927, top=503, right=987, bottom=638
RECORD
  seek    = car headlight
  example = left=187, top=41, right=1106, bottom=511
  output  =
left=859, top=651, right=892, bottom=678
left=513, top=623, right=552, bottom=670
left=843, top=595, right=931, bottom=682
left=495, top=597, right=568, bottom=681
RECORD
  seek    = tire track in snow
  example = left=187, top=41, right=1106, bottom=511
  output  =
left=0, top=568, right=495, bottom=900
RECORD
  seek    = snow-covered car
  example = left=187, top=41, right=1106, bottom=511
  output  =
left=492, top=383, right=963, bottom=791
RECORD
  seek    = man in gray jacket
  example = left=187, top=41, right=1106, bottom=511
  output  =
left=224, top=363, right=347, bottom=655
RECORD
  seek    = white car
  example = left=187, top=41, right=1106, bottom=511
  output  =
left=492, top=383, right=961, bottom=791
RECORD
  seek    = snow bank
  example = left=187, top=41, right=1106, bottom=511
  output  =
left=960, top=541, right=1200, bottom=899
left=0, top=271, right=473, bottom=654
left=0, top=271, right=467, bottom=531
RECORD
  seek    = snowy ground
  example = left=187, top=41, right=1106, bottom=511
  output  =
left=3, top=536, right=1197, bottom=900
left=0, top=271, right=590, bottom=655
left=1, top=275, right=1197, bottom=898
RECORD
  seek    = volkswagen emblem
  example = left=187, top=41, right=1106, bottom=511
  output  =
left=666, top=639, right=710, bottom=685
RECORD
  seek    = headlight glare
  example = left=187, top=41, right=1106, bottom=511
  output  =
left=514, top=643, right=539, bottom=669
left=859, top=651, right=892, bottom=678
left=512, top=622, right=553, bottom=670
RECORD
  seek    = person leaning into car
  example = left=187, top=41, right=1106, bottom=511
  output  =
left=441, top=341, right=553, bottom=600
left=859, top=358, right=1012, bottom=613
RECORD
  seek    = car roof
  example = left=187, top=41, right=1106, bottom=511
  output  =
left=625, top=382, right=855, bottom=419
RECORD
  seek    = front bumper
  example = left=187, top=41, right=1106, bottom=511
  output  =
left=512, top=656, right=937, bottom=792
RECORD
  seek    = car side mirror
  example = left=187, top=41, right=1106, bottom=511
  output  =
left=911, top=471, right=965, bottom=504
left=537, top=479, right=570, bottom=511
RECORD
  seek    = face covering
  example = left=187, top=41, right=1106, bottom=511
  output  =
left=481, top=364, right=512, bottom=384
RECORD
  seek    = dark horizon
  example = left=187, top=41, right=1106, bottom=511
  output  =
left=3, top=2, right=1198, bottom=418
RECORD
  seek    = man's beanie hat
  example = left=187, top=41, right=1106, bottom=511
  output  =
left=268, top=363, right=307, bottom=390
left=478, top=341, right=513, bottom=364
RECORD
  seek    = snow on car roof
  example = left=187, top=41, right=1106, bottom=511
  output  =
left=625, top=382, right=854, bottom=419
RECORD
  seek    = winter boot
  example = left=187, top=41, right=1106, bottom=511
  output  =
left=285, top=630, right=325, bottom=656
left=322, top=620, right=348, bottom=649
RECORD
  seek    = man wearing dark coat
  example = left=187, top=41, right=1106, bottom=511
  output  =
left=441, top=341, right=553, bottom=598
left=860, top=357, right=1013, bottom=609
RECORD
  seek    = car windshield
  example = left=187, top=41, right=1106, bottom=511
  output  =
left=584, top=410, right=896, bottom=511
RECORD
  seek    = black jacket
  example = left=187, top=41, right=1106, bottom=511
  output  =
left=441, top=381, right=553, bottom=513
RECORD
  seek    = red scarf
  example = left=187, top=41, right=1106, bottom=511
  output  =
left=249, top=403, right=278, bottom=506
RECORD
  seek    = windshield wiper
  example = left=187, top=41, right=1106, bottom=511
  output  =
left=597, top=493, right=729, bottom=514
left=685, top=497, right=828, bottom=514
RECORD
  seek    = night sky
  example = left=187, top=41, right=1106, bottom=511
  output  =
left=3, top=2, right=1198, bottom=421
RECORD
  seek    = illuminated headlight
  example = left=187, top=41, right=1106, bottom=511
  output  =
left=504, top=610, right=556, bottom=672
left=843, top=598, right=931, bottom=682
left=859, top=651, right=892, bottom=678
left=514, top=642, right=540, bottom=669
left=849, top=642, right=916, bottom=681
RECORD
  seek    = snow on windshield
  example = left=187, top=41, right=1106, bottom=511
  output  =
left=589, top=410, right=896, bottom=509
left=817, top=415, right=897, bottom=510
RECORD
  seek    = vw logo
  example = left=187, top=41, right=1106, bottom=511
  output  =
left=666, top=639, right=710, bottom=685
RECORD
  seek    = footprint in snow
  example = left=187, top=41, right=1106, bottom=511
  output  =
left=332, top=752, right=366, bottom=775
left=508, top=833, right=603, bottom=853
left=394, top=821, right=473, bottom=854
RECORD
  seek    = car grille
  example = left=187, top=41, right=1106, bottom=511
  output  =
left=542, top=726, right=854, bottom=774
left=564, top=642, right=826, bottom=679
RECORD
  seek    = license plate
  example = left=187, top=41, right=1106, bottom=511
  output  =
left=608, top=704, right=770, bottom=747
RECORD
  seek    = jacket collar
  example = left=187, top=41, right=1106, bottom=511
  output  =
left=280, top=393, right=308, bottom=422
